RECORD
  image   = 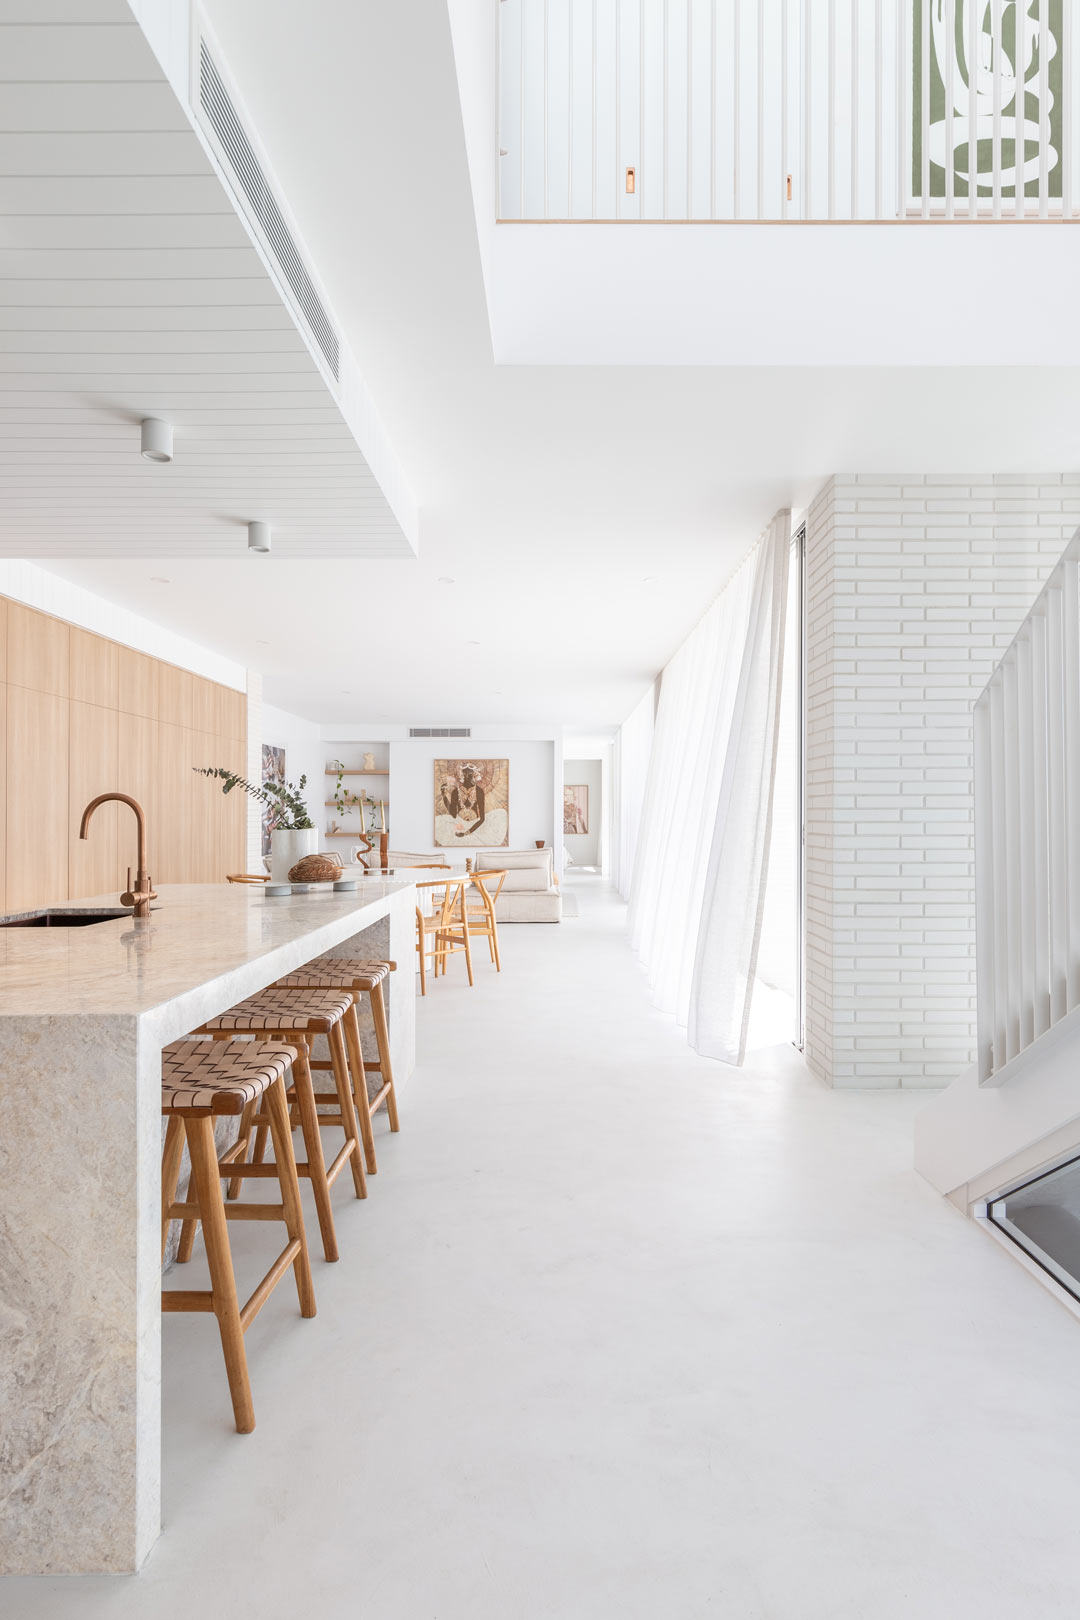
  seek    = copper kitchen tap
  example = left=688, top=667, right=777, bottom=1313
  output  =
left=79, top=793, right=157, bottom=920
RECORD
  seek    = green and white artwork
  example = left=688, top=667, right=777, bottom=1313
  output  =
left=913, top=1, right=1062, bottom=199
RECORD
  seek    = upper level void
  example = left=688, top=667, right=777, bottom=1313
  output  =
left=497, top=0, right=1075, bottom=222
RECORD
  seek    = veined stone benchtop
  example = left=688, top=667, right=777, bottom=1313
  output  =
left=0, top=879, right=417, bottom=1578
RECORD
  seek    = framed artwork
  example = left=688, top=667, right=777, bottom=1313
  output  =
left=912, top=1, right=1062, bottom=200
left=261, top=743, right=285, bottom=857
left=563, top=784, right=589, bottom=835
left=434, top=759, right=509, bottom=847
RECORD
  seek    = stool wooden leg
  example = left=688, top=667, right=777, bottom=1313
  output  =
left=329, top=1021, right=368, bottom=1196
left=368, top=980, right=400, bottom=1133
left=185, top=1115, right=254, bottom=1434
left=176, top=1158, right=201, bottom=1263
left=416, top=909, right=426, bottom=995
left=264, top=1074, right=317, bottom=1319
left=341, top=1004, right=377, bottom=1175
left=289, top=1041, right=342, bottom=1259
left=161, top=1116, right=186, bottom=1264
left=226, top=1096, right=258, bottom=1201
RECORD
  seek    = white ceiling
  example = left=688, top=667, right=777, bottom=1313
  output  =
left=0, top=2, right=413, bottom=559
left=29, top=0, right=1080, bottom=730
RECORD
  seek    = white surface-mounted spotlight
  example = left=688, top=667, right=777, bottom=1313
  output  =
left=140, top=418, right=173, bottom=463
left=248, top=521, right=272, bottom=554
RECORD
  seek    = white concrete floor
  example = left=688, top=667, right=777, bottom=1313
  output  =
left=7, top=877, right=1080, bottom=1618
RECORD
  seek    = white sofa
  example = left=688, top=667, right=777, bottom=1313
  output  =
left=472, top=847, right=562, bottom=923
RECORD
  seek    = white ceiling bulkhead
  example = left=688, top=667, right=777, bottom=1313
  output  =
left=0, top=2, right=416, bottom=559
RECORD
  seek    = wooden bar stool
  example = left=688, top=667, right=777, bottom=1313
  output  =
left=275, top=957, right=400, bottom=1175
left=196, top=988, right=368, bottom=1265
left=160, top=1039, right=315, bottom=1434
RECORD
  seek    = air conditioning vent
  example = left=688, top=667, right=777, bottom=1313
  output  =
left=409, top=727, right=471, bottom=739
left=196, top=36, right=340, bottom=384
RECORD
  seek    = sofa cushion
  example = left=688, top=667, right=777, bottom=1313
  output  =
left=495, top=887, right=562, bottom=923
left=474, top=847, right=553, bottom=892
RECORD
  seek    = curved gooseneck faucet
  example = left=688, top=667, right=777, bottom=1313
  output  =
left=79, top=793, right=157, bottom=919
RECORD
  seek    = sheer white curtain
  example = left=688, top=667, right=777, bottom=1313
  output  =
left=611, top=682, right=656, bottom=901
left=628, top=511, right=791, bottom=1062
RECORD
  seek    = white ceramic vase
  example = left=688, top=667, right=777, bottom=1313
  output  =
left=270, top=826, right=319, bottom=884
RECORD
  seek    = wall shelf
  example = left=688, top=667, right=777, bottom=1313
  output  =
left=325, top=769, right=389, bottom=776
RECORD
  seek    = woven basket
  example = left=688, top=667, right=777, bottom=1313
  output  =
left=288, top=853, right=343, bottom=885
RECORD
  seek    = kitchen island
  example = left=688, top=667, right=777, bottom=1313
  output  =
left=0, top=878, right=417, bottom=1576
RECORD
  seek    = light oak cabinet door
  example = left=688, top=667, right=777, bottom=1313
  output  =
left=116, top=712, right=158, bottom=886
left=117, top=646, right=158, bottom=720
left=155, top=722, right=196, bottom=885
left=157, top=664, right=194, bottom=730
left=219, top=686, right=246, bottom=742
left=7, top=602, right=68, bottom=698
left=190, top=731, right=223, bottom=881
left=70, top=628, right=119, bottom=711
left=219, top=733, right=247, bottom=876
left=68, top=702, right=120, bottom=899
left=6, top=685, right=69, bottom=910
left=0, top=684, right=6, bottom=913
left=190, top=676, right=219, bottom=735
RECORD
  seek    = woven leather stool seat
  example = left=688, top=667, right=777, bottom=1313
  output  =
left=162, top=1039, right=295, bottom=1115
left=196, top=986, right=368, bottom=1260
left=278, top=958, right=394, bottom=991
left=204, top=988, right=353, bottom=1033
left=273, top=955, right=400, bottom=1176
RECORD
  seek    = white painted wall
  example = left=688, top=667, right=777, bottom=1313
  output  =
left=805, top=473, right=1080, bottom=1090
left=261, top=702, right=325, bottom=850
left=326, top=723, right=563, bottom=868
left=387, top=737, right=555, bottom=858
left=563, top=758, right=602, bottom=867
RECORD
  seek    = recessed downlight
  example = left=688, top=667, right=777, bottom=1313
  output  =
left=140, top=418, right=173, bottom=463
left=437, top=576, right=455, bottom=585
left=149, top=575, right=171, bottom=584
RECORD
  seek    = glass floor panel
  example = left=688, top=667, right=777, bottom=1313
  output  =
left=988, top=1153, right=1080, bottom=1303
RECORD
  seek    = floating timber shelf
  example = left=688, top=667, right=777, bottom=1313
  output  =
left=324, top=769, right=389, bottom=776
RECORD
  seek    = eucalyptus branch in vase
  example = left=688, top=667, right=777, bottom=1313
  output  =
left=195, top=766, right=314, bottom=829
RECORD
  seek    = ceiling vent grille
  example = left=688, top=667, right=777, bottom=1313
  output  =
left=197, top=37, right=340, bottom=384
left=409, top=727, right=471, bottom=738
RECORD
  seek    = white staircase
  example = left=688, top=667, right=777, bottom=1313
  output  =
left=915, top=532, right=1080, bottom=1298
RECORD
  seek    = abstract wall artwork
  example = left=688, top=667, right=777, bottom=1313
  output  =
left=434, top=759, right=510, bottom=847
left=563, top=784, right=589, bottom=836
left=261, top=742, right=286, bottom=857
left=913, top=1, right=1061, bottom=200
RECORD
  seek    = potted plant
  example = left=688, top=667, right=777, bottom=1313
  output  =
left=195, top=766, right=317, bottom=883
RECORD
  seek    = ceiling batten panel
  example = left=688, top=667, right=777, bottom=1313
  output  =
left=0, top=5, right=417, bottom=560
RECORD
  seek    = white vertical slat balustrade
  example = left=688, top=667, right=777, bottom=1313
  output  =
left=976, top=536, right=1080, bottom=1087
left=498, top=0, right=1074, bottom=224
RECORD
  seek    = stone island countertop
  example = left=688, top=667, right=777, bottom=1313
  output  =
left=0, top=878, right=417, bottom=1578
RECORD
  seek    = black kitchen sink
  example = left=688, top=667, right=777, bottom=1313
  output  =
left=0, top=908, right=136, bottom=928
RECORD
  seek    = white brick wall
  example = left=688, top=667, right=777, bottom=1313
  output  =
left=805, top=474, right=1080, bottom=1088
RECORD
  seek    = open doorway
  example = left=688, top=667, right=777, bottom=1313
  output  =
left=563, top=756, right=605, bottom=872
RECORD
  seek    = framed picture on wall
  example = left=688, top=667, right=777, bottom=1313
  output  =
left=261, top=743, right=285, bottom=857
left=434, top=759, right=509, bottom=847
left=563, top=784, right=589, bottom=835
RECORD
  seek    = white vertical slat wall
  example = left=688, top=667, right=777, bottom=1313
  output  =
left=498, top=0, right=1078, bottom=221
left=975, top=535, right=1080, bottom=1086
